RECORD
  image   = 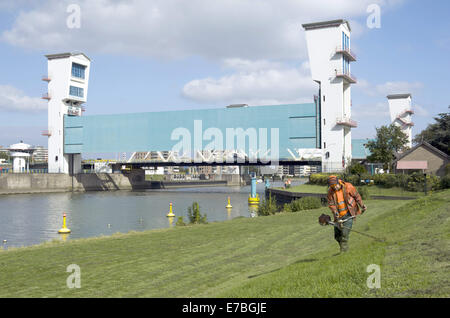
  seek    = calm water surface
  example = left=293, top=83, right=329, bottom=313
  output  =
left=0, top=180, right=304, bottom=248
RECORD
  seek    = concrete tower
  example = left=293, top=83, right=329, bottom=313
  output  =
left=302, top=20, right=357, bottom=172
left=42, top=52, right=90, bottom=174
left=387, top=94, right=414, bottom=148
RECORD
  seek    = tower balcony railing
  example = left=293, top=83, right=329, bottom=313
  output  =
left=41, top=130, right=51, bottom=137
left=335, top=69, right=357, bottom=84
left=396, top=116, right=414, bottom=127
left=336, top=116, right=358, bottom=128
left=335, top=46, right=357, bottom=61
left=42, top=93, right=51, bottom=100
left=396, top=109, right=414, bottom=118
left=42, top=75, right=51, bottom=82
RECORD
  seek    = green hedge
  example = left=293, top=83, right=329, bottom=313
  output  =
left=309, top=172, right=445, bottom=192
left=283, top=197, right=322, bottom=212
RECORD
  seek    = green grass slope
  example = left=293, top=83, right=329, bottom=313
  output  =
left=220, top=190, right=449, bottom=297
left=0, top=190, right=447, bottom=297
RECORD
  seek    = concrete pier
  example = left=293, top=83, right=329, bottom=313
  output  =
left=0, top=171, right=241, bottom=195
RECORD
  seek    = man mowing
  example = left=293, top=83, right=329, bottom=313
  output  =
left=327, top=175, right=367, bottom=253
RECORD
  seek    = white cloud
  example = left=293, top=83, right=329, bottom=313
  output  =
left=356, top=78, right=423, bottom=97
left=1, top=0, right=402, bottom=60
left=352, top=101, right=390, bottom=119
left=0, top=85, right=47, bottom=112
left=375, top=81, right=424, bottom=96
left=182, top=59, right=317, bottom=105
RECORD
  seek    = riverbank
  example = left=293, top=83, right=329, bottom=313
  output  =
left=0, top=172, right=240, bottom=195
left=280, top=183, right=426, bottom=197
left=1, top=189, right=448, bottom=297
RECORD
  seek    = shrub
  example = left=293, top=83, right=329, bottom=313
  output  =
left=257, top=195, right=279, bottom=216
left=346, top=163, right=367, bottom=175
left=176, top=216, right=187, bottom=226
left=441, top=175, right=450, bottom=189
left=445, top=163, right=450, bottom=176
left=357, top=186, right=371, bottom=200
left=283, top=196, right=322, bottom=212
left=404, top=172, right=441, bottom=192
left=187, top=202, right=207, bottom=224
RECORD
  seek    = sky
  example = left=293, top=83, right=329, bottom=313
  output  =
left=0, top=0, right=449, bottom=149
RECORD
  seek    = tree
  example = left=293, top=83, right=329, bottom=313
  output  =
left=0, top=151, right=9, bottom=161
left=413, top=108, right=449, bottom=155
left=366, top=124, right=409, bottom=171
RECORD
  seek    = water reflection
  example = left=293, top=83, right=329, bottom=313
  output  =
left=0, top=180, right=305, bottom=247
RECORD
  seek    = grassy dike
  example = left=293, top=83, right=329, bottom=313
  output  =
left=0, top=190, right=448, bottom=297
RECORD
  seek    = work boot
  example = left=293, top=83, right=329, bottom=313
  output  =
left=340, top=241, right=349, bottom=253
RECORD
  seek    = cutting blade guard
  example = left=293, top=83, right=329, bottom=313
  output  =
left=319, top=214, right=332, bottom=226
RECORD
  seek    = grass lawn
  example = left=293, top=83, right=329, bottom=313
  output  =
left=282, top=183, right=425, bottom=197
left=0, top=190, right=448, bottom=297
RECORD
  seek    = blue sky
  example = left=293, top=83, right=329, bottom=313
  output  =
left=0, top=0, right=449, bottom=149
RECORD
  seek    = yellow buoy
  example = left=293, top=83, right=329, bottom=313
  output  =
left=58, top=213, right=71, bottom=234
left=226, top=196, right=232, bottom=208
left=167, top=202, right=175, bottom=217
left=248, top=194, right=260, bottom=206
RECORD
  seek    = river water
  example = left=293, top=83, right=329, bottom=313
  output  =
left=0, top=180, right=304, bottom=248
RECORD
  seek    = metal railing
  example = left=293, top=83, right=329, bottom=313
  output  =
left=335, top=69, right=357, bottom=83
left=0, top=168, right=48, bottom=174
left=42, top=93, right=51, bottom=100
left=335, top=46, right=357, bottom=61
left=336, top=116, right=358, bottom=128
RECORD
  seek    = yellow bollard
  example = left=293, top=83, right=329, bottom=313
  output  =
left=226, top=196, right=232, bottom=208
left=167, top=202, right=175, bottom=217
left=58, top=213, right=71, bottom=234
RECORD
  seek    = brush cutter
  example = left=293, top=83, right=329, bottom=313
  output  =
left=318, top=214, right=385, bottom=242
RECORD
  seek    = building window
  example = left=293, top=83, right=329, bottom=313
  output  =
left=324, top=142, right=326, bottom=148
left=69, top=85, right=84, bottom=98
left=72, top=63, right=86, bottom=79
left=323, top=118, right=326, bottom=126
left=342, top=32, right=349, bottom=50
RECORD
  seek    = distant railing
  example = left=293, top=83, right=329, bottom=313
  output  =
left=0, top=168, right=48, bottom=174
left=335, top=46, right=357, bottom=61
left=336, top=116, right=358, bottom=128
left=42, top=93, right=51, bottom=100
left=335, top=69, right=357, bottom=83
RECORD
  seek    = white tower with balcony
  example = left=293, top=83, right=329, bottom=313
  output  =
left=42, top=52, right=90, bottom=174
left=387, top=94, right=414, bottom=149
left=302, top=20, right=357, bottom=172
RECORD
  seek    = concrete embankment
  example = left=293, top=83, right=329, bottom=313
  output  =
left=0, top=171, right=241, bottom=195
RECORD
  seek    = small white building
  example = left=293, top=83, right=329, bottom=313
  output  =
left=387, top=94, right=414, bottom=149
left=7, top=142, right=35, bottom=173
